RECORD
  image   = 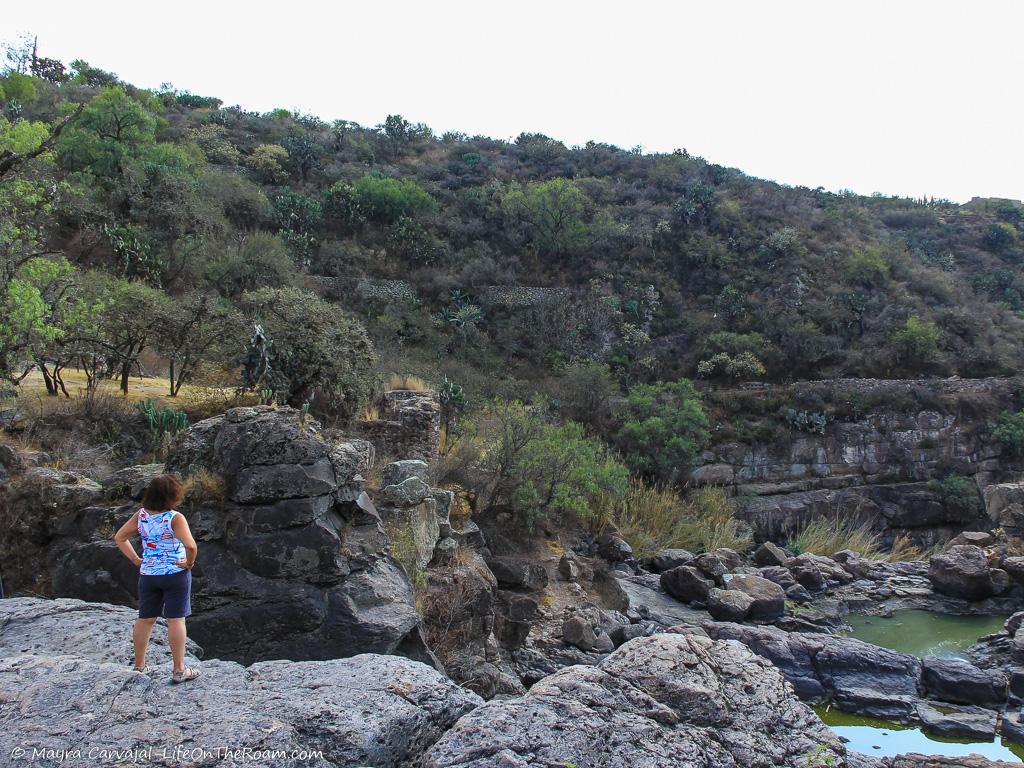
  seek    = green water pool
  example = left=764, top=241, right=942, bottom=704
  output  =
left=816, top=707, right=1024, bottom=762
left=842, top=609, right=1007, bottom=659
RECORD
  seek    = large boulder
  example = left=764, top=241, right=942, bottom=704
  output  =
left=645, top=548, right=695, bottom=573
left=928, top=545, right=1001, bottom=600
left=985, top=482, right=1024, bottom=530
left=722, top=573, right=786, bottom=620
left=707, top=588, right=754, bottom=622
left=788, top=552, right=852, bottom=592
left=0, top=597, right=480, bottom=768
left=660, top=564, right=713, bottom=603
left=754, top=541, right=791, bottom=567
left=2, top=406, right=437, bottom=667
left=703, top=620, right=922, bottom=718
left=425, top=633, right=845, bottom=767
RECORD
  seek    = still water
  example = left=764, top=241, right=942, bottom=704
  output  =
left=842, top=609, right=1007, bottom=659
left=816, top=707, right=1024, bottom=762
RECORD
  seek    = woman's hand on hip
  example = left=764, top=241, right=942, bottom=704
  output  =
left=175, top=559, right=194, bottom=570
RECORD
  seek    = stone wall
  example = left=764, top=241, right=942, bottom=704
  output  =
left=357, top=389, right=441, bottom=464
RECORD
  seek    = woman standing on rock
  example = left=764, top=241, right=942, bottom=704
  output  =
left=114, top=474, right=200, bottom=683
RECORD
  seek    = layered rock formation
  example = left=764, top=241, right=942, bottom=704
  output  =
left=0, top=406, right=441, bottom=666
left=692, top=378, right=1022, bottom=545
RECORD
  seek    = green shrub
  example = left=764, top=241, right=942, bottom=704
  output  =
left=352, top=175, right=436, bottom=224
left=615, top=379, right=709, bottom=485
left=891, top=315, right=940, bottom=369
left=480, top=400, right=629, bottom=531
left=928, top=474, right=980, bottom=513
left=992, top=410, right=1024, bottom=458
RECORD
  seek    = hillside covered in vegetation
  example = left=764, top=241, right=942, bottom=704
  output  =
left=4, top=40, right=1024, bottom=516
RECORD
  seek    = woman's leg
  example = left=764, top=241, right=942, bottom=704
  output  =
left=133, top=617, right=157, bottom=668
left=164, top=570, right=193, bottom=675
left=167, top=618, right=187, bottom=673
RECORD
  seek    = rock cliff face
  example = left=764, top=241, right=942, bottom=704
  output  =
left=0, top=406, right=443, bottom=666
left=693, top=379, right=1023, bottom=544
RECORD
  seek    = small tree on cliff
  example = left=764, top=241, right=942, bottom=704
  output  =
left=241, top=287, right=377, bottom=420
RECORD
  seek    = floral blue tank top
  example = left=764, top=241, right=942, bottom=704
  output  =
left=138, top=509, right=186, bottom=575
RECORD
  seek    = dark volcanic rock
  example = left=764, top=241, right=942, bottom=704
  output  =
left=917, top=702, right=997, bottom=740
left=754, top=541, right=791, bottom=567
left=425, top=633, right=845, bottom=768
left=645, top=548, right=695, bottom=573
left=486, top=556, right=548, bottom=591
left=921, top=655, right=1005, bottom=706
left=707, top=588, right=753, bottom=622
left=660, top=564, right=713, bottom=603
left=2, top=407, right=439, bottom=667
left=928, top=545, right=1000, bottom=600
left=702, top=620, right=922, bottom=718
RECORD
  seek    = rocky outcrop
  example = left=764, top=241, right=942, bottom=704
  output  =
left=691, top=379, right=1022, bottom=544
left=985, top=482, right=1024, bottom=533
left=357, top=390, right=441, bottom=464
left=425, top=633, right=846, bottom=767
left=0, top=597, right=480, bottom=768
left=928, top=545, right=1009, bottom=600
left=376, top=459, right=451, bottom=570
left=1, top=406, right=438, bottom=666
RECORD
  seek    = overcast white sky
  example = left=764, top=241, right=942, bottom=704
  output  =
left=6, top=0, right=1022, bottom=202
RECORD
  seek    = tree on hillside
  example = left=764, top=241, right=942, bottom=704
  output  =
left=476, top=400, right=629, bottom=530
left=56, top=87, right=157, bottom=179
left=501, top=178, right=592, bottom=258
left=241, top=287, right=377, bottom=419
left=93, top=277, right=171, bottom=394
left=615, top=379, right=709, bottom=485
left=892, top=315, right=941, bottom=372
left=154, top=293, right=244, bottom=396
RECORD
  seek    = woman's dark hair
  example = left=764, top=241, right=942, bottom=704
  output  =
left=142, top=474, right=184, bottom=512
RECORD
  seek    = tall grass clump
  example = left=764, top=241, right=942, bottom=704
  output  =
left=788, top=515, right=882, bottom=558
left=615, top=479, right=686, bottom=560
left=675, top=486, right=753, bottom=553
left=615, top=482, right=751, bottom=559
left=385, top=373, right=431, bottom=392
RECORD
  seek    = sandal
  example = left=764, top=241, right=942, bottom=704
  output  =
left=132, top=665, right=150, bottom=674
left=172, top=666, right=200, bottom=684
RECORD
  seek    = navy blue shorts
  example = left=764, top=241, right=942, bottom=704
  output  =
left=138, top=569, right=192, bottom=619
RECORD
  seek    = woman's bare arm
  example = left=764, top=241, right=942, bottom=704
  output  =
left=113, top=512, right=142, bottom=567
left=171, top=513, right=198, bottom=569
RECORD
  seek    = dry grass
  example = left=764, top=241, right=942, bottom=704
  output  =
left=787, top=512, right=930, bottom=561
left=384, top=372, right=431, bottom=392
left=615, top=482, right=752, bottom=559
left=16, top=368, right=205, bottom=404
left=788, top=516, right=882, bottom=559
left=358, top=404, right=381, bottom=422
left=182, top=469, right=228, bottom=508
